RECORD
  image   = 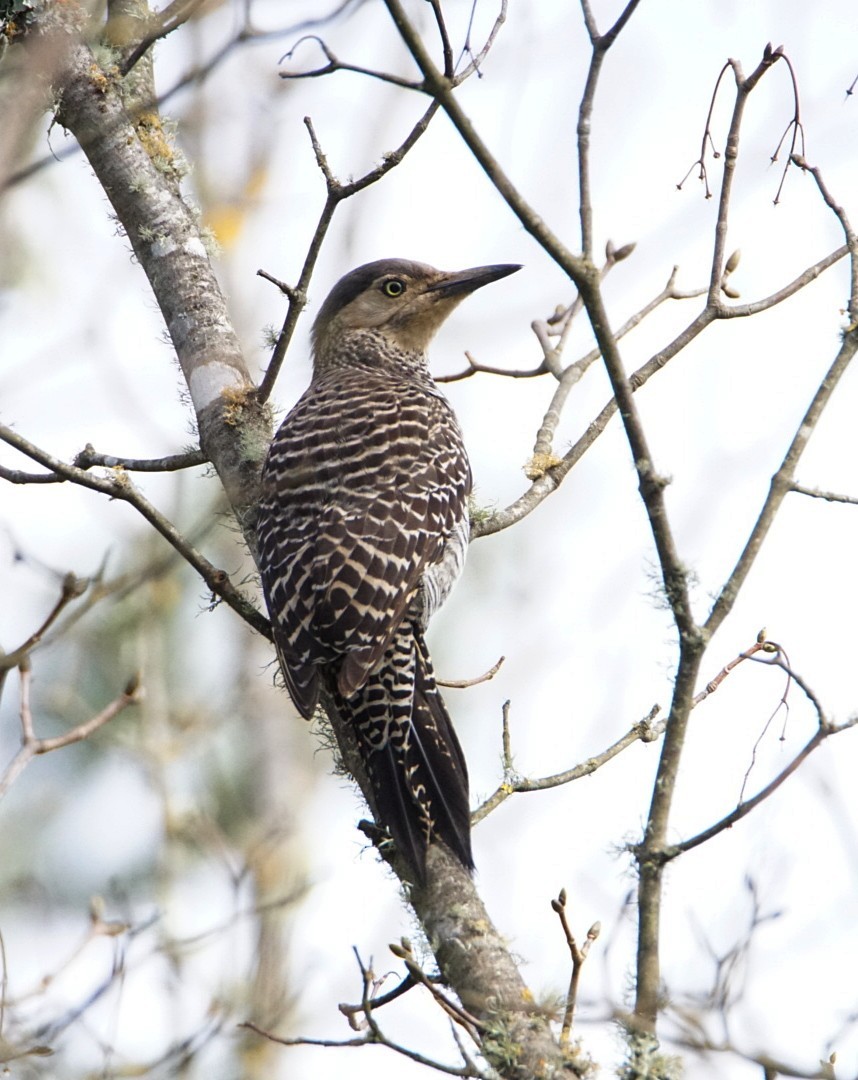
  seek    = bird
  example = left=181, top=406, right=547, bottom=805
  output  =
left=255, top=258, right=521, bottom=882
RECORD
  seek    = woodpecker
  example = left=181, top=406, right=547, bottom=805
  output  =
left=256, top=258, right=520, bottom=882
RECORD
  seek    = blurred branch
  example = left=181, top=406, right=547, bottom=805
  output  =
left=338, top=972, right=419, bottom=1028
left=6, top=2, right=371, bottom=189
left=115, top=0, right=207, bottom=77
left=0, top=424, right=270, bottom=639
left=673, top=1034, right=838, bottom=1078
left=0, top=572, right=87, bottom=679
left=279, top=35, right=421, bottom=89
left=242, top=946, right=485, bottom=1076
left=0, top=663, right=142, bottom=801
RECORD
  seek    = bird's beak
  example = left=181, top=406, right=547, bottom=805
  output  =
left=427, top=263, right=522, bottom=299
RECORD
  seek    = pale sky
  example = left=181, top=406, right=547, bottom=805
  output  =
left=2, top=1, right=858, bottom=1077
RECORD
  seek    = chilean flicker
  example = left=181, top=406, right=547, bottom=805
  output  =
left=255, top=258, right=520, bottom=881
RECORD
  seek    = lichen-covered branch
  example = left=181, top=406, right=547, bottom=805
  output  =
left=52, top=34, right=271, bottom=545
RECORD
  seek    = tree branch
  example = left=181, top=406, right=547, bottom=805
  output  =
left=0, top=663, right=143, bottom=801
left=52, top=34, right=272, bottom=544
left=0, top=424, right=270, bottom=639
left=257, top=100, right=440, bottom=403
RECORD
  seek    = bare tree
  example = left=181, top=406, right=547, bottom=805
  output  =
left=2, top=1, right=857, bottom=1077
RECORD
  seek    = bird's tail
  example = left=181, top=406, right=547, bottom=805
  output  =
left=334, top=624, right=472, bottom=883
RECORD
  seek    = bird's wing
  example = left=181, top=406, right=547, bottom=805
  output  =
left=256, top=374, right=471, bottom=708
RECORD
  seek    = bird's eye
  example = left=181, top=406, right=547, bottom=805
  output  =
left=381, top=279, right=405, bottom=297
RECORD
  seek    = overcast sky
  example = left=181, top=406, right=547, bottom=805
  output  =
left=2, top=2, right=858, bottom=1077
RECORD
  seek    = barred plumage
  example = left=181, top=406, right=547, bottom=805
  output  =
left=256, top=258, right=520, bottom=881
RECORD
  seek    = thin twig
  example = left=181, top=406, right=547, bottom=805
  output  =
left=73, top=444, right=207, bottom=473
left=339, top=973, right=418, bottom=1029
left=0, top=573, right=87, bottom=674
left=472, top=704, right=663, bottom=824
left=551, top=889, right=600, bottom=1045
left=575, top=0, right=645, bottom=256
left=668, top=715, right=858, bottom=860
left=278, top=35, right=421, bottom=90
left=256, top=100, right=439, bottom=403
left=791, top=154, right=858, bottom=321
left=119, top=0, right=206, bottom=77
left=391, top=939, right=485, bottom=1042
left=691, top=635, right=776, bottom=707
left=0, top=665, right=143, bottom=800
left=241, top=947, right=482, bottom=1077
left=790, top=482, right=858, bottom=505
left=437, top=656, right=504, bottom=689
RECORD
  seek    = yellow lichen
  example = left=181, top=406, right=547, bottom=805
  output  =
left=524, top=451, right=563, bottom=480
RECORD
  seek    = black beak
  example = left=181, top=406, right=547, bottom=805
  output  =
left=427, top=263, right=522, bottom=299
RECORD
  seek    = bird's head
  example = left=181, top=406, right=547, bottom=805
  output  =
left=311, top=258, right=521, bottom=368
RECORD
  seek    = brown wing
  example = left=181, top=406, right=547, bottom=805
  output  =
left=256, top=369, right=471, bottom=715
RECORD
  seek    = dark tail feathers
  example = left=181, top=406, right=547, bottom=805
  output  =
left=343, top=633, right=473, bottom=884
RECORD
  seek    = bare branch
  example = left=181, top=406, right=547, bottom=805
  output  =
left=437, top=352, right=547, bottom=384
left=117, top=0, right=207, bottom=77
left=0, top=573, right=87, bottom=675
left=769, top=49, right=805, bottom=205
left=73, top=444, right=207, bottom=473
left=455, top=0, right=509, bottom=82
left=552, top=889, right=600, bottom=1045
left=0, top=424, right=270, bottom=639
left=390, top=938, right=484, bottom=1042
left=790, top=482, right=858, bottom=505
left=0, top=664, right=143, bottom=801
left=792, top=155, right=858, bottom=321
left=472, top=704, right=663, bottom=824
left=705, top=329, right=858, bottom=640
left=670, top=715, right=858, bottom=860
left=575, top=1, right=645, bottom=255
left=241, top=947, right=484, bottom=1080
left=256, top=101, right=439, bottom=403
left=691, top=635, right=776, bottom=707
left=279, top=35, right=421, bottom=90
left=437, top=656, right=505, bottom=689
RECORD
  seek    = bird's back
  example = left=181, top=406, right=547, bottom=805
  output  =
left=257, top=363, right=471, bottom=716
left=256, top=258, right=520, bottom=880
